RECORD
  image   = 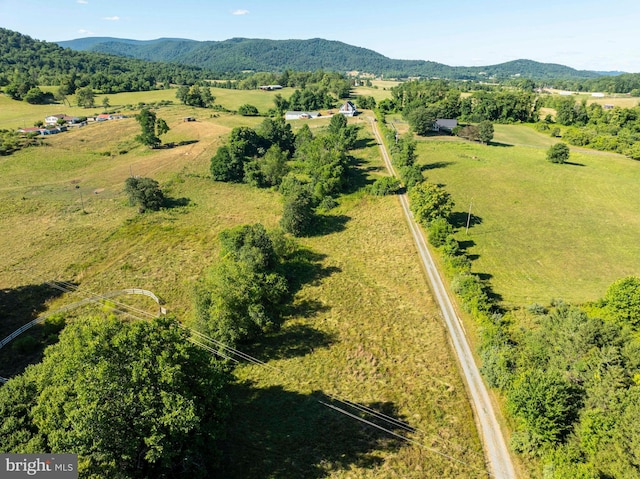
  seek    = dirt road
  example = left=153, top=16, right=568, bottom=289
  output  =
left=370, top=118, right=517, bottom=479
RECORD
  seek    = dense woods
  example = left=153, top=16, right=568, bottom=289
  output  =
left=0, top=28, right=213, bottom=95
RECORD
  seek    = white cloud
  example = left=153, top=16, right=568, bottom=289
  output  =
left=77, top=0, right=88, bottom=4
left=78, top=29, right=95, bottom=35
left=103, top=16, right=120, bottom=21
left=232, top=9, right=249, bottom=15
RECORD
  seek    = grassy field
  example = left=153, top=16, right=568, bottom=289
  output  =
left=0, top=92, right=487, bottom=478
left=416, top=125, right=640, bottom=306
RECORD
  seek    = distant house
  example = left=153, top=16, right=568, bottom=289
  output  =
left=259, top=85, right=283, bottom=91
left=603, top=104, right=615, bottom=110
left=434, top=119, right=458, bottom=133
left=19, top=126, right=62, bottom=136
left=338, top=101, right=357, bottom=117
left=45, top=114, right=79, bottom=126
left=96, top=114, right=112, bottom=122
left=285, top=111, right=320, bottom=120
left=592, top=92, right=605, bottom=98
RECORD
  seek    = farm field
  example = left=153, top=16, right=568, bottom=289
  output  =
left=0, top=92, right=487, bottom=478
left=416, top=125, right=640, bottom=306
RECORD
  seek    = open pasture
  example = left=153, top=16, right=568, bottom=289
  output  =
left=417, top=124, right=640, bottom=306
left=0, top=93, right=487, bottom=478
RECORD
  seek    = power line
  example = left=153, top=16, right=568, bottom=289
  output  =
left=41, top=280, right=490, bottom=474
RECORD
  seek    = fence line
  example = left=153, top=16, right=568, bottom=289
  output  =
left=0, top=289, right=165, bottom=353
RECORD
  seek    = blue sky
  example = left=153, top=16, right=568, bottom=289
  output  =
left=2, top=0, right=639, bottom=72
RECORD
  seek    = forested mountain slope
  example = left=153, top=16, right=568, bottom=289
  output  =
left=58, top=36, right=604, bottom=80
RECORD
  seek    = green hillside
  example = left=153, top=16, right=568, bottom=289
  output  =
left=58, top=36, right=603, bottom=80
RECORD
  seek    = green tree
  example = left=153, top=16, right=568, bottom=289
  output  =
left=280, top=189, right=316, bottom=237
left=102, top=96, right=110, bottom=109
left=408, top=106, right=436, bottom=136
left=602, top=276, right=640, bottom=328
left=210, top=145, right=245, bottom=182
left=427, top=217, right=454, bottom=247
left=194, top=225, right=290, bottom=345
left=17, top=316, right=229, bottom=478
left=135, top=108, right=169, bottom=148
left=478, top=120, right=494, bottom=144
left=75, top=86, right=95, bottom=108
left=547, top=142, right=570, bottom=164
left=124, top=176, right=165, bottom=213
left=508, top=369, right=581, bottom=445
left=238, top=104, right=259, bottom=116
left=409, top=182, right=454, bottom=226
left=260, top=145, right=290, bottom=187
left=23, top=87, right=50, bottom=105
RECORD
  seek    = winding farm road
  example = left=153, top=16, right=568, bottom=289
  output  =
left=370, top=118, right=517, bottom=479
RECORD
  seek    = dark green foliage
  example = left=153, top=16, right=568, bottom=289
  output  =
left=427, top=217, right=454, bottom=247
left=23, top=87, right=53, bottom=105
left=0, top=29, right=213, bottom=95
left=408, top=106, right=437, bottom=136
left=391, top=134, right=417, bottom=168
left=508, top=369, right=581, bottom=445
left=547, top=142, right=570, bottom=164
left=238, top=104, right=259, bottom=116
left=58, top=34, right=605, bottom=80
left=478, top=120, right=494, bottom=144
left=259, top=145, right=290, bottom=187
left=451, top=273, right=491, bottom=315
left=75, top=86, right=95, bottom=108
left=210, top=145, right=244, bottom=182
left=398, top=165, right=424, bottom=190
left=356, top=95, right=376, bottom=110
left=135, top=108, right=170, bottom=148
left=11, top=335, right=38, bottom=355
left=408, top=182, right=454, bottom=226
left=0, top=316, right=230, bottom=478
left=602, top=276, right=640, bottom=328
left=176, top=84, right=215, bottom=108
left=194, top=225, right=290, bottom=345
left=280, top=189, right=316, bottom=237
left=124, top=176, right=165, bottom=212
left=257, top=117, right=295, bottom=156
left=368, top=176, right=401, bottom=196
left=294, top=123, right=313, bottom=149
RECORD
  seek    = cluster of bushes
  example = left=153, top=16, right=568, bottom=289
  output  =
left=192, top=224, right=294, bottom=347
left=211, top=113, right=360, bottom=236
left=539, top=97, right=640, bottom=159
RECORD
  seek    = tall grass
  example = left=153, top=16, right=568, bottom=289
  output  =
left=0, top=96, right=487, bottom=478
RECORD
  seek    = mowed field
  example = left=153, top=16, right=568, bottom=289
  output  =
left=417, top=124, right=640, bottom=306
left=0, top=91, right=487, bottom=478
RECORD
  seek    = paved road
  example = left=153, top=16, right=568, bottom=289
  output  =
left=370, top=118, right=517, bottom=479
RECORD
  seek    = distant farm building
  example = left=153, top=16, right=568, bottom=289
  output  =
left=338, top=101, right=357, bottom=117
left=604, top=104, right=615, bottom=110
left=259, top=85, right=283, bottom=91
left=18, top=126, right=63, bottom=135
left=591, top=92, right=605, bottom=98
left=285, top=111, right=320, bottom=120
left=434, top=119, right=458, bottom=133
left=45, top=114, right=80, bottom=125
left=183, top=116, right=196, bottom=122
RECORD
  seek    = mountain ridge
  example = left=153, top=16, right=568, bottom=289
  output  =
left=57, top=36, right=607, bottom=80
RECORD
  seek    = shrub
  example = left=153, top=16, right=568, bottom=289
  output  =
left=369, top=176, right=401, bottom=196
left=124, top=176, right=165, bottom=213
left=546, top=142, right=570, bottom=164
left=12, top=335, right=38, bottom=354
left=427, top=217, right=454, bottom=247
left=238, top=104, right=259, bottom=116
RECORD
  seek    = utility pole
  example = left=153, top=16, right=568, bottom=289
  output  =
left=80, top=191, right=85, bottom=214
